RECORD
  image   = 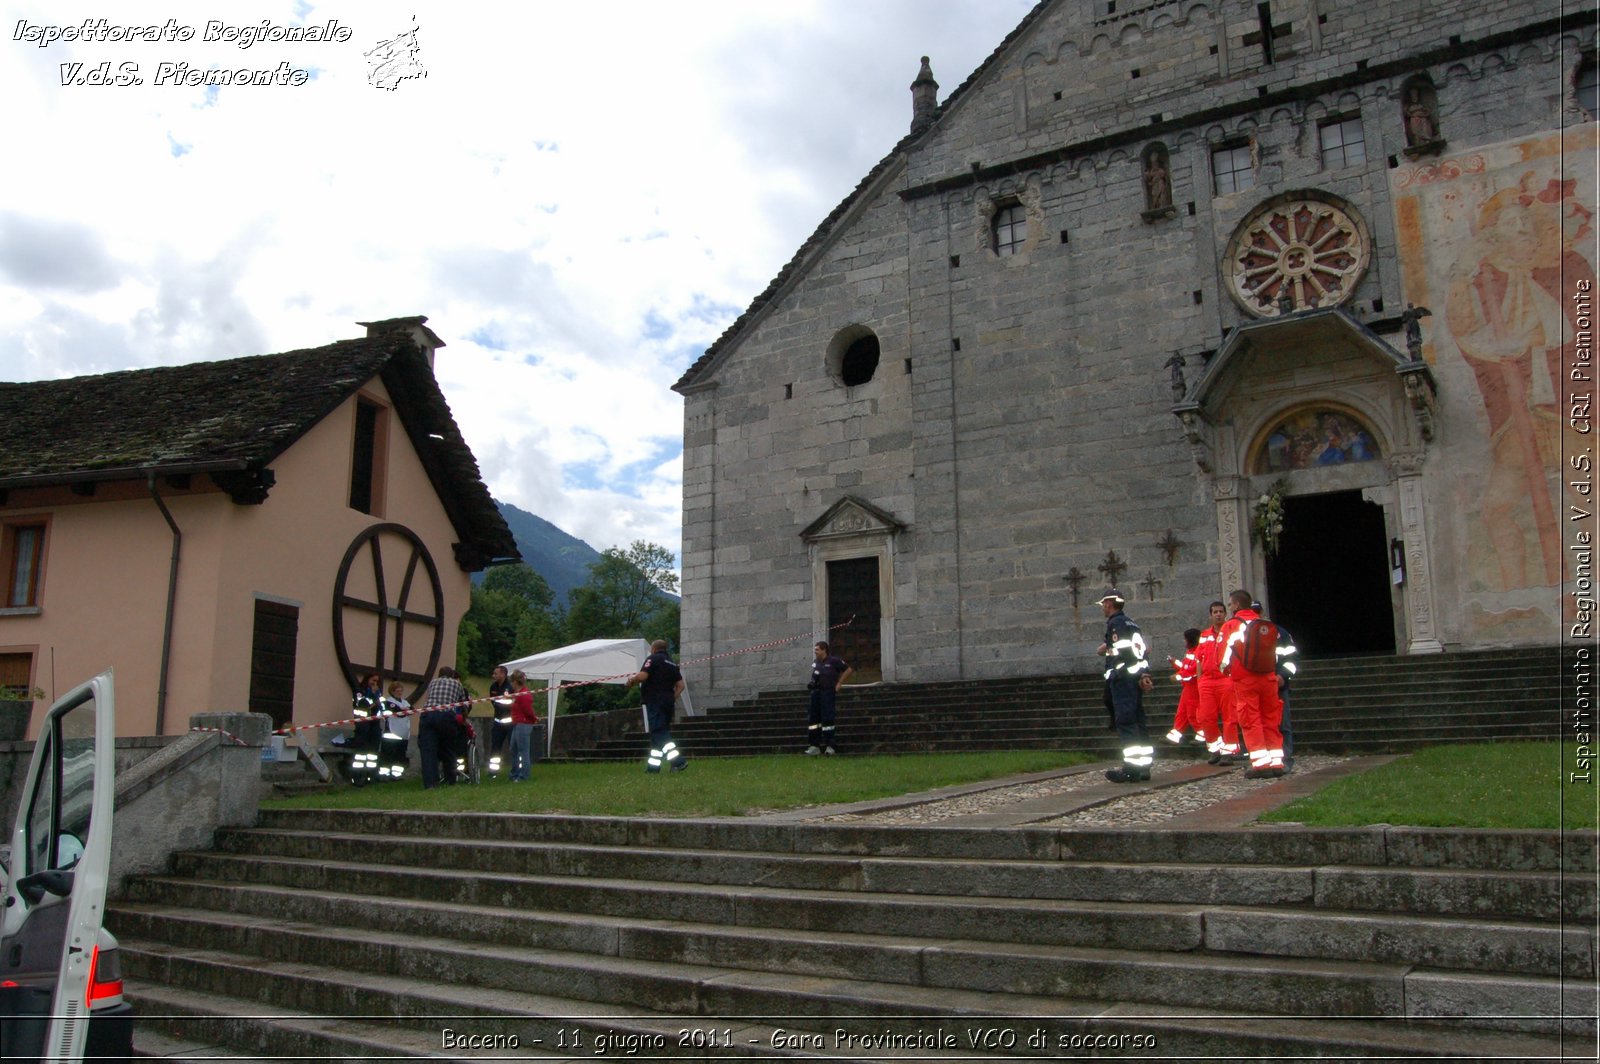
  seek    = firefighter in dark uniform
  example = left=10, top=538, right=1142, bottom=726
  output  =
left=625, top=639, right=687, bottom=773
left=1269, top=613, right=1299, bottom=770
left=1096, top=589, right=1155, bottom=783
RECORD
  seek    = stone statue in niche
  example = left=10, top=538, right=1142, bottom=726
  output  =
left=1164, top=353, right=1187, bottom=401
left=1142, top=147, right=1172, bottom=212
left=1401, top=81, right=1444, bottom=156
left=1405, top=90, right=1437, bottom=145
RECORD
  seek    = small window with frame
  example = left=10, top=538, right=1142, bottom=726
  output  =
left=4, top=521, right=47, bottom=609
left=1319, top=114, right=1366, bottom=170
left=348, top=396, right=389, bottom=516
left=1211, top=141, right=1256, bottom=195
left=993, top=201, right=1028, bottom=256
left=0, top=651, right=32, bottom=699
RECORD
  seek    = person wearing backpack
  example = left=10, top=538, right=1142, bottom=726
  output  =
left=1219, top=589, right=1285, bottom=779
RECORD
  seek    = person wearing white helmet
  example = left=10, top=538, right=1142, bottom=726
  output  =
left=1096, top=589, right=1155, bottom=783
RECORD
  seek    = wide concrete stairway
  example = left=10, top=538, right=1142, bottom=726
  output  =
left=115, top=811, right=1594, bottom=1060
left=577, top=647, right=1567, bottom=760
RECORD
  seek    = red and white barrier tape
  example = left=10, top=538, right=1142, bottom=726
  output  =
left=190, top=614, right=856, bottom=741
left=187, top=725, right=250, bottom=746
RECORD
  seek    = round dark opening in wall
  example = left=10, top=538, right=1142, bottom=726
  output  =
left=840, top=334, right=880, bottom=386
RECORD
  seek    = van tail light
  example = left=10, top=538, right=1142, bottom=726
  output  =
left=87, top=945, right=123, bottom=1004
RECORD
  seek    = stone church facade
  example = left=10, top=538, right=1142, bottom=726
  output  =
left=673, top=0, right=1598, bottom=704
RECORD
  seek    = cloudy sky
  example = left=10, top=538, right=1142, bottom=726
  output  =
left=1, top=0, right=1037, bottom=561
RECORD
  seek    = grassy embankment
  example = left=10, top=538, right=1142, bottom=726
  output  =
left=263, top=742, right=1596, bottom=829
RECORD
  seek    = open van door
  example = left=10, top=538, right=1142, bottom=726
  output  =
left=0, top=670, right=118, bottom=1063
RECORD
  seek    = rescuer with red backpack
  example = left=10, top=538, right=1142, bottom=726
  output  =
left=1219, top=589, right=1285, bottom=778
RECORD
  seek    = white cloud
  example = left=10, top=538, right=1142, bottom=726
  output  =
left=0, top=0, right=1037, bottom=562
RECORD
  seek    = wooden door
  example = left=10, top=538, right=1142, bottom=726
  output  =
left=826, top=557, right=881, bottom=683
left=248, top=599, right=299, bottom=729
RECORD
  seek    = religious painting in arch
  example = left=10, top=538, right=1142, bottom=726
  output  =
left=1252, top=407, right=1382, bottom=473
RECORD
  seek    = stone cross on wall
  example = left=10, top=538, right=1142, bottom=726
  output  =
left=1097, top=550, right=1127, bottom=587
left=1062, top=566, right=1087, bottom=608
left=1156, top=529, right=1184, bottom=567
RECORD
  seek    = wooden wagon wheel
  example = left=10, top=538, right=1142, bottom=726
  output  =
left=332, top=523, right=445, bottom=702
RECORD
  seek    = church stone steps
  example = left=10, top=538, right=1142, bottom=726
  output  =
left=576, top=709, right=1555, bottom=760
left=191, top=824, right=1599, bottom=929
left=568, top=647, right=1564, bottom=760
left=119, top=950, right=1579, bottom=1063
left=238, top=810, right=1587, bottom=871
left=113, top=812, right=1593, bottom=1059
left=114, top=865, right=1590, bottom=982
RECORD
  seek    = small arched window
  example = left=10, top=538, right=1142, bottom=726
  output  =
left=993, top=202, right=1027, bottom=256
left=1577, top=53, right=1599, bottom=120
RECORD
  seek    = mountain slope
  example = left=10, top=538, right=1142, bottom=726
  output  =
left=486, top=501, right=604, bottom=604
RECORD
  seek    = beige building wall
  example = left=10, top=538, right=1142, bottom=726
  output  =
left=1, top=375, right=472, bottom=739
left=2, top=488, right=216, bottom=734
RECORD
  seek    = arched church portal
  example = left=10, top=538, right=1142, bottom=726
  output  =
left=1247, top=406, right=1397, bottom=655
left=1173, top=307, right=1442, bottom=657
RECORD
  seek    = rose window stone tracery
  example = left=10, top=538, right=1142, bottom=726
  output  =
left=1225, top=196, right=1370, bottom=317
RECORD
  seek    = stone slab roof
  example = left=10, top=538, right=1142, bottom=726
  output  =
left=0, top=324, right=517, bottom=569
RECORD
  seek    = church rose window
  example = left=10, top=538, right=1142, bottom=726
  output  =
left=1224, top=194, right=1371, bottom=316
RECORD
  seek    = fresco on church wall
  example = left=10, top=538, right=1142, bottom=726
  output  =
left=1253, top=408, right=1382, bottom=473
left=1392, top=125, right=1596, bottom=637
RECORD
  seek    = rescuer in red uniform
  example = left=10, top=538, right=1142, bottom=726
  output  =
left=1164, top=627, right=1202, bottom=746
left=1219, top=589, right=1285, bottom=778
left=1194, top=600, right=1232, bottom=763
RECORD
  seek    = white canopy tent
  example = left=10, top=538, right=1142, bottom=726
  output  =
left=500, top=638, right=698, bottom=756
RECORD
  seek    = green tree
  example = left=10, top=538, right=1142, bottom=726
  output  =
left=561, top=541, right=680, bottom=714
left=484, top=564, right=556, bottom=609
left=564, top=541, right=679, bottom=643
left=457, top=564, right=563, bottom=675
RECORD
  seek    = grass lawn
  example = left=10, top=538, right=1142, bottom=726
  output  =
left=1262, top=743, right=1598, bottom=831
left=265, top=750, right=1095, bottom=818
left=265, top=742, right=1597, bottom=830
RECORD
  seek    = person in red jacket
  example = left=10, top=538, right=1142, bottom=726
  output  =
left=1194, top=600, right=1232, bottom=763
left=507, top=670, right=542, bottom=782
left=1164, top=627, right=1202, bottom=745
left=1219, top=589, right=1285, bottom=778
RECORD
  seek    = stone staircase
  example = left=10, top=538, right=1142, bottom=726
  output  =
left=114, top=810, right=1595, bottom=1060
left=575, top=647, right=1567, bottom=761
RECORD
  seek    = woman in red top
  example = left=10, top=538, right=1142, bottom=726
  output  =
left=507, top=670, right=541, bottom=781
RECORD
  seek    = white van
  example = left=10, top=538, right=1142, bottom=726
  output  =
left=0, top=671, right=133, bottom=1062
